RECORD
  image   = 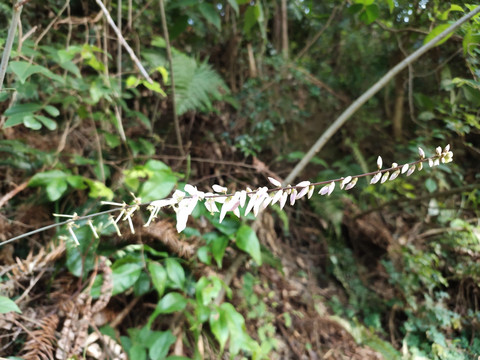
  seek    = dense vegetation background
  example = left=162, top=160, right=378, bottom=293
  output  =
left=0, top=0, right=479, bottom=359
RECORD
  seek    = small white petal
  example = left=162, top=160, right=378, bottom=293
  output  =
left=407, top=165, right=415, bottom=176
left=296, top=186, right=309, bottom=199
left=204, top=198, right=219, bottom=213
left=436, top=146, right=442, bottom=156
left=370, top=172, right=382, bottom=184
left=212, top=184, right=227, bottom=193
left=239, top=190, right=247, bottom=208
left=345, top=177, right=358, bottom=190
left=380, top=172, right=389, bottom=184
left=272, top=190, right=283, bottom=205
left=319, top=185, right=329, bottom=195
left=307, top=185, right=315, bottom=199
left=296, top=181, right=311, bottom=188
left=401, top=164, right=409, bottom=174
left=391, top=163, right=398, bottom=169
left=444, top=144, right=450, bottom=153
left=377, top=156, right=383, bottom=169
left=389, top=170, right=400, bottom=181
left=244, top=197, right=255, bottom=216
left=261, top=196, right=272, bottom=211
left=433, top=159, right=440, bottom=166
left=417, top=162, right=423, bottom=171
left=233, top=207, right=240, bottom=218
left=290, top=189, right=297, bottom=206
left=268, top=177, right=282, bottom=187
left=279, top=192, right=288, bottom=210
left=340, top=176, right=352, bottom=190
left=428, top=158, right=434, bottom=167
left=327, top=182, right=335, bottom=196
left=184, top=184, right=197, bottom=195
left=418, top=147, right=425, bottom=159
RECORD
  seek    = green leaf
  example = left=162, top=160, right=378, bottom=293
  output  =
left=66, top=175, right=86, bottom=189
left=384, top=0, right=394, bottom=13
left=199, top=3, right=221, bottom=31
left=197, top=246, right=211, bottom=265
left=359, top=4, right=379, bottom=25
left=0, top=296, right=22, bottom=314
left=165, top=258, right=185, bottom=290
left=149, top=331, right=176, bottom=360
left=226, top=0, right=239, bottom=16
left=211, top=235, right=229, bottom=268
left=243, top=4, right=261, bottom=35
left=4, top=102, right=43, bottom=116
left=142, top=80, right=167, bottom=97
left=439, top=4, right=464, bottom=21
left=134, top=271, right=152, bottom=296
left=34, top=115, right=57, bottom=130
left=9, top=61, right=45, bottom=84
left=23, top=115, right=42, bottom=130
left=155, top=292, right=187, bottom=314
left=209, top=308, right=229, bottom=351
left=148, top=262, right=167, bottom=297
left=129, top=345, right=147, bottom=360
left=111, top=262, right=143, bottom=295
left=140, top=171, right=177, bottom=202
left=29, top=170, right=70, bottom=201
left=236, top=225, right=262, bottom=265
left=43, top=105, right=60, bottom=117
left=423, top=24, right=453, bottom=46
left=84, top=179, right=114, bottom=200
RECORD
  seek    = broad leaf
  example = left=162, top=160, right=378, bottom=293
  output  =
left=155, top=292, right=187, bottom=314
left=236, top=225, right=262, bottom=265
left=423, top=24, right=453, bottom=46
left=149, top=331, right=176, bottom=360
left=148, top=262, right=167, bottom=297
left=111, top=262, right=143, bottom=295
left=0, top=296, right=21, bottom=314
left=199, top=3, right=221, bottom=31
left=165, top=258, right=185, bottom=290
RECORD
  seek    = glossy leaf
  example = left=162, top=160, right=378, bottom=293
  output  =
left=155, top=292, right=187, bottom=314
left=423, top=24, right=453, bottom=46
left=148, top=262, right=167, bottom=297
left=149, top=331, right=176, bottom=360
left=236, top=225, right=262, bottom=265
left=111, top=263, right=143, bottom=295
left=165, top=258, right=185, bottom=290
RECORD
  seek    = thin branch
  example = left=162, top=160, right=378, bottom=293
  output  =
left=0, top=0, right=23, bottom=92
left=0, top=151, right=451, bottom=247
left=94, top=0, right=153, bottom=83
left=294, top=2, right=343, bottom=61
left=283, top=6, right=480, bottom=184
left=158, top=0, right=185, bottom=157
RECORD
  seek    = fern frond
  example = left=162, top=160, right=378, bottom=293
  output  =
left=173, top=54, right=228, bottom=115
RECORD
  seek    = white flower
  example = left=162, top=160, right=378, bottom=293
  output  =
left=307, top=185, right=315, bottom=199
left=204, top=193, right=219, bottom=214
left=370, top=172, right=382, bottom=184
left=279, top=191, right=289, bottom=210
left=184, top=184, right=205, bottom=199
left=319, top=184, right=329, bottom=195
left=435, top=146, right=442, bottom=156
left=389, top=170, right=400, bottom=181
left=418, top=147, right=425, bottom=159
left=239, top=190, right=247, bottom=208
left=444, top=144, right=450, bottom=153
left=377, top=156, right=383, bottom=169
left=417, top=162, right=423, bottom=171
left=268, top=177, right=282, bottom=187
left=380, top=172, right=389, bottom=184
left=271, top=190, right=283, bottom=205
left=327, top=181, right=335, bottom=196
left=345, top=177, right=358, bottom=190
left=407, top=165, right=415, bottom=176
left=175, top=197, right=198, bottom=232
left=428, top=158, right=434, bottom=167
left=401, top=164, right=409, bottom=174
left=340, top=176, right=352, bottom=190
left=212, top=184, right=227, bottom=193
left=295, top=181, right=310, bottom=199
left=290, top=189, right=297, bottom=206
left=220, top=193, right=241, bottom=223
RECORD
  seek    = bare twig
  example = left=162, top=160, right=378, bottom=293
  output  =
left=158, top=0, right=185, bottom=157
left=94, top=0, right=153, bottom=83
left=0, top=181, right=29, bottom=209
left=294, top=2, right=343, bottom=61
left=0, top=0, right=23, bottom=92
left=284, top=6, right=480, bottom=184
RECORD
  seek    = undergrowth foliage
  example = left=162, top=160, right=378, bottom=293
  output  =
left=8, top=145, right=452, bottom=247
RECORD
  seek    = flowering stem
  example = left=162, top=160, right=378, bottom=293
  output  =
left=0, top=147, right=452, bottom=246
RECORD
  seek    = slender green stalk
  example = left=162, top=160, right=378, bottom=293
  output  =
left=0, top=0, right=23, bottom=91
